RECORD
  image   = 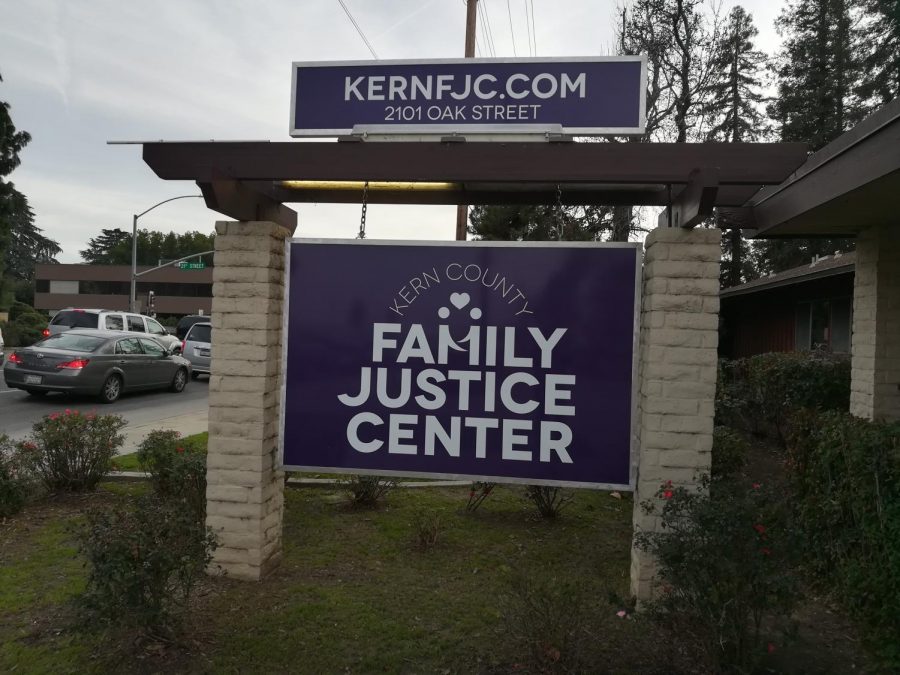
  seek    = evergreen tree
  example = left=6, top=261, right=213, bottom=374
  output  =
left=468, top=204, right=613, bottom=242
left=768, top=0, right=865, bottom=151
left=80, top=228, right=132, bottom=264
left=703, top=6, right=767, bottom=144
left=2, top=73, right=62, bottom=306
left=80, top=227, right=215, bottom=266
left=756, top=0, right=863, bottom=275
left=702, top=6, right=767, bottom=287
left=856, top=0, right=900, bottom=106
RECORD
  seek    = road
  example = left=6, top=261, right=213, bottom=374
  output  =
left=0, top=365, right=209, bottom=454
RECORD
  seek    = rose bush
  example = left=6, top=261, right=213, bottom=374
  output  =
left=16, top=410, right=125, bottom=492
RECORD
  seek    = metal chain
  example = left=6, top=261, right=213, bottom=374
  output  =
left=554, top=184, right=564, bottom=241
left=357, top=181, right=369, bottom=239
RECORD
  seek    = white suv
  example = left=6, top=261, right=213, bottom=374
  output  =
left=47, top=309, right=182, bottom=353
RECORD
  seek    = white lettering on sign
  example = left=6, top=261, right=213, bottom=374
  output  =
left=338, top=312, right=576, bottom=465
left=344, top=72, right=587, bottom=102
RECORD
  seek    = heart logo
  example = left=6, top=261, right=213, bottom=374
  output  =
left=449, top=292, right=470, bottom=310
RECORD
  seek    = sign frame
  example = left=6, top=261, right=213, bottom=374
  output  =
left=289, top=56, right=648, bottom=138
left=278, top=239, right=642, bottom=491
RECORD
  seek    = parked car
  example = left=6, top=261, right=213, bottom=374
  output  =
left=0, top=325, right=4, bottom=363
left=182, top=322, right=211, bottom=379
left=175, top=314, right=210, bottom=340
left=3, top=329, right=191, bottom=403
left=47, top=309, right=182, bottom=354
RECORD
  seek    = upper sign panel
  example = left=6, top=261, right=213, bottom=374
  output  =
left=290, top=57, right=647, bottom=137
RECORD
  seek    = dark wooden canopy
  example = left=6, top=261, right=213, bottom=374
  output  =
left=744, top=97, right=900, bottom=238
left=141, top=139, right=810, bottom=233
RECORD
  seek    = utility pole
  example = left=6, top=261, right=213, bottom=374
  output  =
left=455, top=0, right=478, bottom=241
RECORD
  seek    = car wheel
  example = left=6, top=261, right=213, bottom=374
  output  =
left=171, top=368, right=188, bottom=393
left=190, top=371, right=200, bottom=380
left=26, top=389, right=48, bottom=397
left=99, top=374, right=122, bottom=404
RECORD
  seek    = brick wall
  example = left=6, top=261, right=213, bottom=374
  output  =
left=205, top=221, right=288, bottom=580
left=850, top=225, right=900, bottom=422
left=630, top=226, right=721, bottom=601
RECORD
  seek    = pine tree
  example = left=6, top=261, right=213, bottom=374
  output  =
left=702, top=6, right=767, bottom=287
left=1, top=72, right=60, bottom=307
left=703, top=6, right=767, bottom=144
left=757, top=0, right=862, bottom=275
left=80, top=228, right=132, bottom=264
left=856, top=0, right=900, bottom=106
left=768, top=0, right=865, bottom=150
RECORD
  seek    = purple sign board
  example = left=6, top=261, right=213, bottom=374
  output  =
left=280, top=241, right=641, bottom=490
left=290, top=57, right=647, bottom=137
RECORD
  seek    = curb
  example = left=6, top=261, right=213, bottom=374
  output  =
left=107, top=471, right=471, bottom=489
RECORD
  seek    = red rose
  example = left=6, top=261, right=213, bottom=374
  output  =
left=753, top=524, right=766, bottom=534
left=663, top=490, right=674, bottom=500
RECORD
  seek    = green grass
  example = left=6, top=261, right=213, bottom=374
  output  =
left=0, top=478, right=866, bottom=673
left=0, top=483, right=659, bottom=673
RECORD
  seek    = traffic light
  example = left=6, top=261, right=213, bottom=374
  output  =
left=147, top=290, right=156, bottom=317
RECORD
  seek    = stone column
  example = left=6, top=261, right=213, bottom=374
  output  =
left=206, top=221, right=288, bottom=580
left=850, top=225, right=900, bottom=422
left=630, top=226, right=721, bottom=601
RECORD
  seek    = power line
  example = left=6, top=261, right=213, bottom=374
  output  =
left=506, top=0, right=517, bottom=57
left=529, top=0, right=537, bottom=55
left=523, top=0, right=532, bottom=57
left=336, top=0, right=378, bottom=59
left=479, top=0, right=497, bottom=57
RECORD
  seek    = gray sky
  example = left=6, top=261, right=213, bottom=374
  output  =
left=1, top=0, right=783, bottom=263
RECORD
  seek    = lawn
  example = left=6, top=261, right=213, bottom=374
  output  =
left=0, top=473, right=874, bottom=674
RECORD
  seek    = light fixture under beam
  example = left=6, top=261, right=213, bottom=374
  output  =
left=280, top=180, right=459, bottom=191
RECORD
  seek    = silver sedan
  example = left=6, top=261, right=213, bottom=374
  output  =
left=3, top=330, right=192, bottom=403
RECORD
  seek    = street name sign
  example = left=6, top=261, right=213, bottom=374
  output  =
left=280, top=240, right=640, bottom=489
left=177, top=261, right=206, bottom=270
left=290, top=57, right=647, bottom=137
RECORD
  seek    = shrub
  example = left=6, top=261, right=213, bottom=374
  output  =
left=496, top=572, right=593, bottom=673
left=635, top=476, right=800, bottom=673
left=17, top=410, right=125, bottom=492
left=524, top=485, right=571, bottom=519
left=80, top=495, right=217, bottom=631
left=786, top=410, right=900, bottom=668
left=0, top=435, right=31, bottom=518
left=711, top=426, right=749, bottom=480
left=717, top=352, right=850, bottom=445
left=339, top=474, right=397, bottom=507
left=411, top=508, right=444, bottom=551
left=136, top=430, right=207, bottom=520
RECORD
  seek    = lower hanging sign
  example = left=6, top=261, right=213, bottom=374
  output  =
left=280, top=240, right=641, bottom=490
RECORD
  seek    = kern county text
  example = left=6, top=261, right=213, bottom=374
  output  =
left=344, top=71, right=587, bottom=123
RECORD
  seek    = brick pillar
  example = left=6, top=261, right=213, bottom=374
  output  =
left=630, top=226, right=721, bottom=601
left=850, top=225, right=900, bottom=422
left=206, top=221, right=288, bottom=580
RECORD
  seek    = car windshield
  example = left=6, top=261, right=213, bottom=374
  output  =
left=37, top=333, right=106, bottom=353
left=50, top=310, right=99, bottom=328
left=188, top=325, right=211, bottom=342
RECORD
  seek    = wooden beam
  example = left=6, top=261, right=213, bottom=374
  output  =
left=143, top=141, right=808, bottom=190
left=198, top=178, right=298, bottom=234
left=657, top=168, right=719, bottom=228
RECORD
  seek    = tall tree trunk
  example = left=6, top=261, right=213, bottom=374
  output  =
left=610, top=206, right=632, bottom=242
